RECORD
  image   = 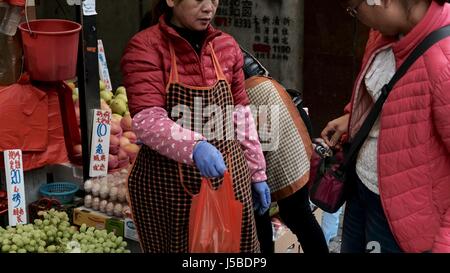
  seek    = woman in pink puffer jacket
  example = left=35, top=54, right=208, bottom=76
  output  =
left=321, top=0, right=450, bottom=253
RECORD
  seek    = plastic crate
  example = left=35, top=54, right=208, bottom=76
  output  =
left=39, top=182, right=79, bottom=204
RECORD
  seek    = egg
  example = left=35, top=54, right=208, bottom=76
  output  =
left=99, top=185, right=109, bottom=199
left=113, top=203, right=123, bottom=218
left=109, top=186, right=118, bottom=202
left=99, top=200, right=108, bottom=212
left=106, top=202, right=115, bottom=216
left=84, top=180, right=93, bottom=193
left=84, top=195, right=92, bottom=208
left=99, top=177, right=108, bottom=187
left=91, top=183, right=100, bottom=197
left=92, top=197, right=100, bottom=210
left=117, top=187, right=127, bottom=202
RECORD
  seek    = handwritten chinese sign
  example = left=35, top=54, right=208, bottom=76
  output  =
left=98, top=40, right=113, bottom=91
left=4, top=149, right=27, bottom=226
left=89, top=110, right=111, bottom=177
left=213, top=0, right=302, bottom=91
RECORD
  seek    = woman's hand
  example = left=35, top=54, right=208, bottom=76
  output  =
left=320, top=113, right=350, bottom=147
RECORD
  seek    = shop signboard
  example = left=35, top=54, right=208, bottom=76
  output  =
left=89, top=109, right=111, bottom=177
left=212, top=0, right=304, bottom=90
left=3, top=149, right=27, bottom=226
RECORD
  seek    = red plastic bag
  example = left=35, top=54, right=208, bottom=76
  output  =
left=188, top=171, right=243, bottom=253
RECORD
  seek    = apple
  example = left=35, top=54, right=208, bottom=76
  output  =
left=120, top=114, right=132, bottom=132
left=120, top=136, right=131, bottom=148
left=123, top=131, right=137, bottom=143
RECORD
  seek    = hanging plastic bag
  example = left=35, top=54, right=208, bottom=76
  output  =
left=188, top=171, right=242, bottom=253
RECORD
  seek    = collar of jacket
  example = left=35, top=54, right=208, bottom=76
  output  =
left=393, top=1, right=448, bottom=61
left=157, top=14, right=222, bottom=47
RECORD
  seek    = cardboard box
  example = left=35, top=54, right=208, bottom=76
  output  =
left=124, top=218, right=139, bottom=242
left=73, top=207, right=110, bottom=230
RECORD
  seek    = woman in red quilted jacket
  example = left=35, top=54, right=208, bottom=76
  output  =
left=321, top=0, right=450, bottom=253
left=121, top=0, right=270, bottom=252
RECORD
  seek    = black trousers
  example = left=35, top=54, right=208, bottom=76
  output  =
left=255, top=185, right=329, bottom=253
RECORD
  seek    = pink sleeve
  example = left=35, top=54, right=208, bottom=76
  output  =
left=234, top=105, right=267, bottom=183
left=132, top=107, right=205, bottom=165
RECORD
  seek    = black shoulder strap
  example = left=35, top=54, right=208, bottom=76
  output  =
left=342, top=25, right=450, bottom=169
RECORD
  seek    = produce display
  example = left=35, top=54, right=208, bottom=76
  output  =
left=0, top=209, right=130, bottom=253
left=69, top=80, right=141, bottom=172
left=83, top=169, right=131, bottom=218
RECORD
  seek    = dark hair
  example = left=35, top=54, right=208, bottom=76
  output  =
left=149, top=0, right=170, bottom=26
left=142, top=0, right=183, bottom=28
left=434, top=0, right=448, bottom=4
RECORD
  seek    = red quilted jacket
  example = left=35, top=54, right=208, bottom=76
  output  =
left=121, top=15, right=249, bottom=117
left=346, top=2, right=450, bottom=253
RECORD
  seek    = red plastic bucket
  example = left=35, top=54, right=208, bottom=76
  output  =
left=18, top=19, right=81, bottom=82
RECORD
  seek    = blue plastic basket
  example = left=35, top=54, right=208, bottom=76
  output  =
left=39, top=182, right=79, bottom=204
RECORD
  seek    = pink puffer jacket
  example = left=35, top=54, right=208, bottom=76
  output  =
left=346, top=1, right=450, bottom=253
left=121, top=15, right=249, bottom=117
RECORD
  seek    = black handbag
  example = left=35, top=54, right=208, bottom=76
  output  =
left=309, top=25, right=450, bottom=213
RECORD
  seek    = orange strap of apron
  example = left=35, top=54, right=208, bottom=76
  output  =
left=168, top=42, right=227, bottom=84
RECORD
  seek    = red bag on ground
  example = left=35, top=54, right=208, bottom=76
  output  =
left=188, top=171, right=242, bottom=253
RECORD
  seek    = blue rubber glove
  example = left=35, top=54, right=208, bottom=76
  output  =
left=252, top=181, right=271, bottom=216
left=193, top=141, right=227, bottom=178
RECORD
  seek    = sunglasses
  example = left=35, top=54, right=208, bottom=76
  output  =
left=345, top=0, right=365, bottom=17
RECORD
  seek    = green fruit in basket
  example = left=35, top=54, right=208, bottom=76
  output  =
left=115, top=93, right=128, bottom=103
left=47, top=245, right=57, bottom=253
left=2, top=244, right=10, bottom=252
left=99, top=80, right=107, bottom=91
left=110, top=99, right=127, bottom=116
left=80, top=223, right=87, bottom=233
left=116, top=86, right=126, bottom=95
left=18, top=248, right=26, bottom=253
left=100, top=90, right=113, bottom=104
left=26, top=245, right=35, bottom=252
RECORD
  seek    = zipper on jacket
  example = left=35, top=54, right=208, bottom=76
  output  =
left=170, top=32, right=218, bottom=84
